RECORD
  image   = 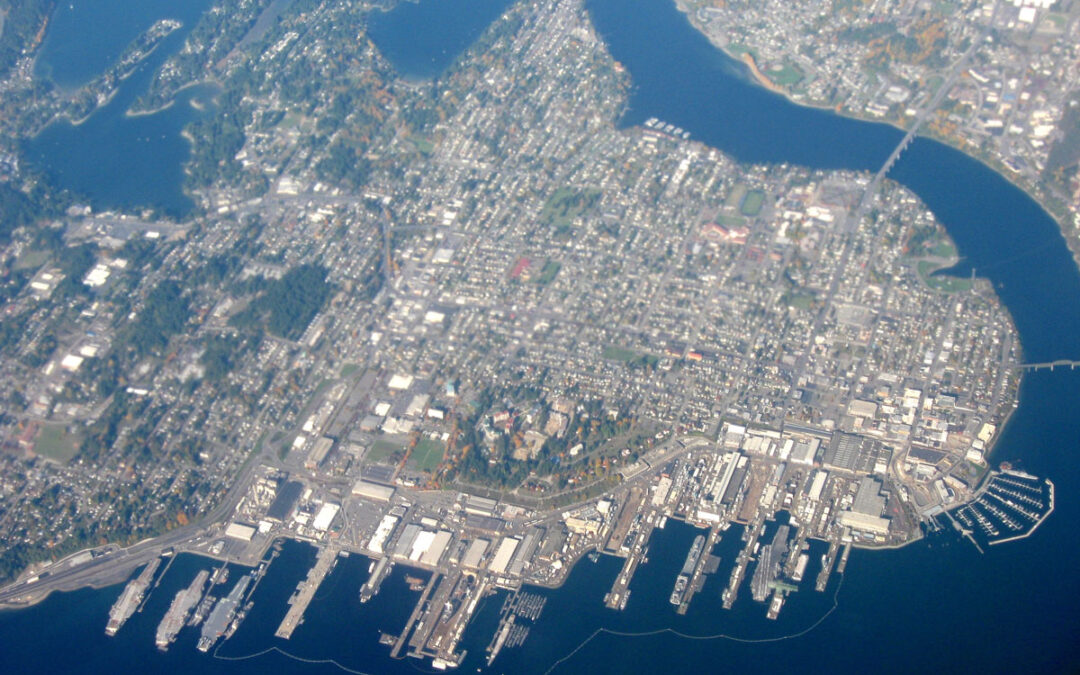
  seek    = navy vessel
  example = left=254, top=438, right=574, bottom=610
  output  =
left=197, top=574, right=252, bottom=653
left=155, top=570, right=208, bottom=650
left=669, top=534, right=705, bottom=605
left=105, top=558, right=160, bottom=636
left=751, top=525, right=789, bottom=602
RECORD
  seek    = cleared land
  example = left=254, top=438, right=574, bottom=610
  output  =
left=368, top=439, right=406, bottom=464
left=740, top=189, right=765, bottom=216
left=917, top=260, right=973, bottom=293
left=409, top=438, right=445, bottom=473
left=34, top=424, right=80, bottom=463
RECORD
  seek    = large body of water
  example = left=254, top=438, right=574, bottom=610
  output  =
left=22, top=0, right=215, bottom=217
left=3, top=0, right=1079, bottom=672
left=366, top=0, right=514, bottom=80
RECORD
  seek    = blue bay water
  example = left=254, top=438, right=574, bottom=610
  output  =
left=3, top=0, right=1080, bottom=672
left=366, top=0, right=515, bottom=80
left=35, top=0, right=208, bottom=89
left=23, top=0, right=215, bottom=217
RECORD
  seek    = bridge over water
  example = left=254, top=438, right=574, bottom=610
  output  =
left=1014, top=359, right=1080, bottom=372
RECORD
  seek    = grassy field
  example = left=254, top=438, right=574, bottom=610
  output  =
left=339, top=363, right=360, bottom=377
left=409, top=438, right=445, bottom=473
left=918, top=261, right=973, bottom=293
left=540, top=187, right=601, bottom=228
left=782, top=290, right=816, bottom=311
left=535, top=260, right=561, bottom=285
left=407, top=135, right=434, bottom=154
left=725, top=43, right=758, bottom=60
left=929, top=241, right=957, bottom=259
left=35, top=424, right=80, bottom=463
left=740, top=189, right=766, bottom=217
left=603, top=345, right=637, bottom=361
left=767, top=63, right=804, bottom=87
left=726, top=184, right=747, bottom=209
left=14, top=250, right=49, bottom=271
left=715, top=214, right=746, bottom=228
left=367, top=439, right=405, bottom=464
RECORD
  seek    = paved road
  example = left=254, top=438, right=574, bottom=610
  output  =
left=0, top=446, right=264, bottom=605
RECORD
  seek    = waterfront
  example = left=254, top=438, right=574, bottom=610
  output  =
left=23, top=0, right=215, bottom=217
left=366, top=0, right=514, bottom=79
left=1, top=0, right=1079, bottom=672
left=34, top=0, right=210, bottom=89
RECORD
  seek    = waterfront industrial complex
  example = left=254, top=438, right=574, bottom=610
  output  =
left=88, top=449, right=1051, bottom=667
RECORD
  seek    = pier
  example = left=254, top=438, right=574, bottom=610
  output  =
left=815, top=540, right=839, bottom=592
left=944, top=508, right=984, bottom=554
left=987, top=477, right=1055, bottom=545
left=273, top=545, right=337, bottom=640
left=407, top=570, right=462, bottom=657
left=603, top=547, right=640, bottom=611
left=676, top=526, right=721, bottom=615
left=390, top=572, right=439, bottom=659
left=134, top=557, right=164, bottom=614
left=360, top=556, right=392, bottom=602
left=835, top=542, right=852, bottom=574
left=723, top=520, right=762, bottom=609
left=486, top=589, right=547, bottom=666
left=1014, top=359, right=1080, bottom=372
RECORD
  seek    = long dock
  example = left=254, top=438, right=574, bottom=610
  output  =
left=676, top=526, right=721, bottom=615
left=604, top=519, right=652, bottom=611
left=390, top=573, right=440, bottom=659
left=408, top=570, right=461, bottom=656
left=604, top=549, right=640, bottom=610
left=1014, top=359, right=1080, bottom=372
left=835, top=542, right=852, bottom=574
left=944, top=508, right=984, bottom=554
left=274, top=545, right=337, bottom=640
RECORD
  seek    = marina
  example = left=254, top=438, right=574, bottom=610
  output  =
left=950, top=470, right=1055, bottom=548
left=486, top=591, right=548, bottom=667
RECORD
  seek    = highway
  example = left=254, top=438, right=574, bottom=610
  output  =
left=0, top=446, right=265, bottom=607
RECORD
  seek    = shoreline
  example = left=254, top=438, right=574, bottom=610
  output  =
left=126, top=98, right=175, bottom=118
left=127, top=78, right=217, bottom=118
left=674, top=1, right=1080, bottom=273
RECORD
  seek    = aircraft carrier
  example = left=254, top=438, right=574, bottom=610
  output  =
left=105, top=558, right=160, bottom=636
left=155, top=570, right=208, bottom=650
left=751, top=525, right=789, bottom=602
left=188, top=590, right=216, bottom=628
left=197, top=574, right=252, bottom=653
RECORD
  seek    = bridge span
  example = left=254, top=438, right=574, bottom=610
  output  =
left=1014, top=359, right=1080, bottom=372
